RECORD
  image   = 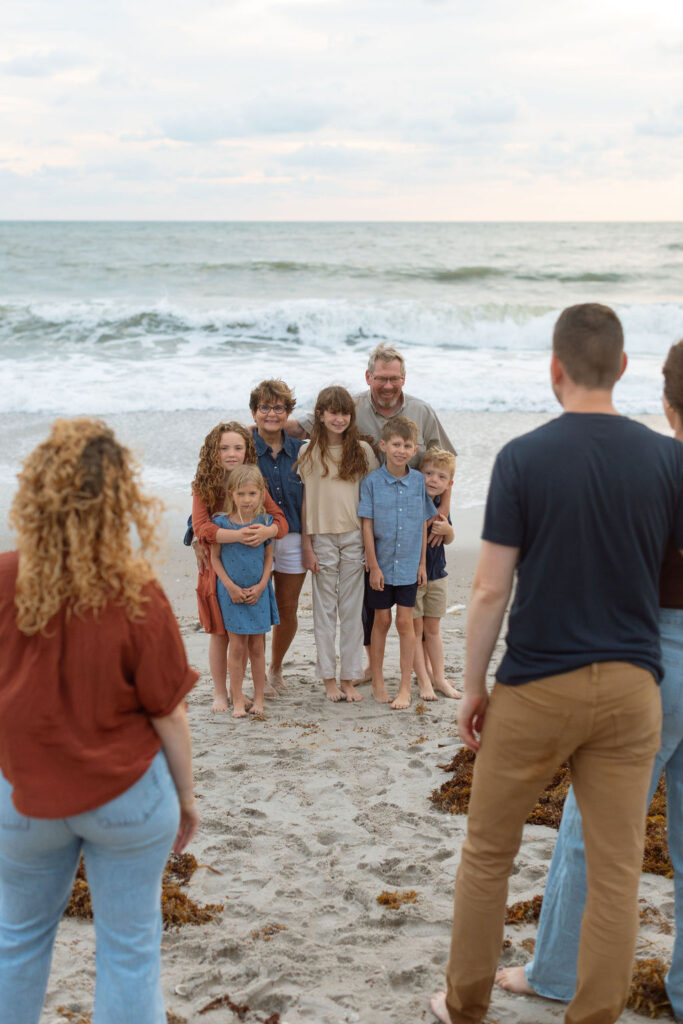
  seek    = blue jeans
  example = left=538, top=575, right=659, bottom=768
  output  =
left=526, top=610, right=683, bottom=1020
left=0, top=750, right=179, bottom=1024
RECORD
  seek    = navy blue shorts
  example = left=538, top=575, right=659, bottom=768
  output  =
left=366, top=580, right=418, bottom=610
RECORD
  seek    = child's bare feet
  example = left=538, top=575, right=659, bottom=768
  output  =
left=211, top=694, right=229, bottom=713
left=429, top=991, right=454, bottom=1024
left=495, top=966, right=536, bottom=994
left=434, top=679, right=462, bottom=699
left=249, top=702, right=265, bottom=716
left=232, top=700, right=248, bottom=718
left=418, top=681, right=438, bottom=701
left=390, top=685, right=412, bottom=710
left=268, top=666, right=287, bottom=692
left=354, top=664, right=372, bottom=684
left=263, top=683, right=279, bottom=699
left=340, top=679, right=363, bottom=702
left=371, top=680, right=391, bottom=703
left=324, top=679, right=346, bottom=702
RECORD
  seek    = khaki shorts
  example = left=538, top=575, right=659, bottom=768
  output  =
left=413, top=575, right=448, bottom=619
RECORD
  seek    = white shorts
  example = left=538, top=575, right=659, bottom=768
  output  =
left=272, top=532, right=305, bottom=574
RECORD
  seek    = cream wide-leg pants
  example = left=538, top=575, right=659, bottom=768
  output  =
left=310, top=530, right=365, bottom=681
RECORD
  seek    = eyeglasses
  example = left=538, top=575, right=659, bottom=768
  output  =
left=371, top=375, right=403, bottom=386
left=257, top=404, right=287, bottom=414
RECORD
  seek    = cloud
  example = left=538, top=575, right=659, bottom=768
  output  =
left=162, top=95, right=335, bottom=142
left=1, top=50, right=87, bottom=77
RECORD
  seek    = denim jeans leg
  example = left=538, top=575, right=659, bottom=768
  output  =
left=659, top=610, right=683, bottom=1020
left=525, top=786, right=586, bottom=1001
left=72, top=751, right=180, bottom=1024
left=0, top=774, right=82, bottom=1024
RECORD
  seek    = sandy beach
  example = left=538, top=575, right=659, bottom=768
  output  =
left=0, top=410, right=674, bottom=1024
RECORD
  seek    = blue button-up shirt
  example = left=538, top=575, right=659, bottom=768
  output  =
left=254, top=431, right=304, bottom=535
left=358, top=466, right=437, bottom=585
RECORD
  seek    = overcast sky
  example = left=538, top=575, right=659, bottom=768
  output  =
left=1, top=0, right=682, bottom=220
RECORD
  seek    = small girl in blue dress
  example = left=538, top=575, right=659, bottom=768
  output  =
left=211, top=465, right=279, bottom=718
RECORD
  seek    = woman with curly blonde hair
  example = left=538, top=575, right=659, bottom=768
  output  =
left=191, top=420, right=288, bottom=711
left=0, top=418, right=199, bottom=1024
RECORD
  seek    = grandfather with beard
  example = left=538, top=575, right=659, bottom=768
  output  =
left=286, top=343, right=455, bottom=466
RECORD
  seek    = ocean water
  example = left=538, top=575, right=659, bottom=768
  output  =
left=1, top=221, right=682, bottom=418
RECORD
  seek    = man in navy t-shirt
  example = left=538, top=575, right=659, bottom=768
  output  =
left=430, top=304, right=683, bottom=1024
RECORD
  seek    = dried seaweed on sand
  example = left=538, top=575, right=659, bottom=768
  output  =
left=431, top=752, right=672, bottom=875
left=64, top=853, right=224, bottom=928
left=377, top=889, right=418, bottom=909
left=505, top=894, right=543, bottom=924
left=627, top=958, right=675, bottom=1018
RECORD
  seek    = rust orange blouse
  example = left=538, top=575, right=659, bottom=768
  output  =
left=0, top=551, right=198, bottom=818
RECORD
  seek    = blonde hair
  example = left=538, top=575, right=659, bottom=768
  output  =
left=192, top=421, right=257, bottom=511
left=367, top=343, right=406, bottom=375
left=224, top=465, right=266, bottom=520
left=419, top=447, right=456, bottom=479
left=10, top=418, right=161, bottom=636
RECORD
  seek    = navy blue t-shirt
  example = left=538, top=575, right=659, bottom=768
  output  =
left=425, top=493, right=450, bottom=581
left=484, top=413, right=683, bottom=686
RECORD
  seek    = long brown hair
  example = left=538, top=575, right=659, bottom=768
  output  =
left=297, top=386, right=369, bottom=481
left=192, top=421, right=257, bottom=509
left=10, top=418, right=161, bottom=636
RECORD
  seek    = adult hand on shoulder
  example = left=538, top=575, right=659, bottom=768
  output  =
left=174, top=800, right=200, bottom=854
left=458, top=691, right=489, bottom=753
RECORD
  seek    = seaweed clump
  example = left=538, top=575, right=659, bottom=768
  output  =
left=505, top=894, right=543, bottom=925
left=64, top=853, right=223, bottom=928
left=198, top=996, right=281, bottom=1023
left=431, top=752, right=672, bottom=876
left=627, top=958, right=674, bottom=1018
left=377, top=889, right=418, bottom=909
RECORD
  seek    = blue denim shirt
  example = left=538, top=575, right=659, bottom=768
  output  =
left=358, top=466, right=437, bottom=585
left=254, top=431, right=304, bottom=535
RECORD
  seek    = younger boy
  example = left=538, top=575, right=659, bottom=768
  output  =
left=358, top=418, right=437, bottom=710
left=413, top=449, right=461, bottom=701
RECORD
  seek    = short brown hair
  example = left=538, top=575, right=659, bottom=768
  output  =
left=381, top=416, right=418, bottom=444
left=419, top=447, right=456, bottom=479
left=552, top=304, right=624, bottom=388
left=249, top=379, right=295, bottom=414
left=663, top=340, right=683, bottom=418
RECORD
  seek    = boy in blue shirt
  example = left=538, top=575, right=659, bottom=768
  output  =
left=359, top=417, right=437, bottom=710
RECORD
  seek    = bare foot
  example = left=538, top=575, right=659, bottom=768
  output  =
left=232, top=701, right=248, bottom=719
left=249, top=702, right=265, bottom=716
left=429, top=991, right=453, bottom=1024
left=340, top=679, right=363, bottom=702
left=353, top=664, right=372, bottom=684
left=390, top=688, right=412, bottom=710
left=418, top=682, right=438, bottom=701
left=268, top=666, right=287, bottom=692
left=495, top=966, right=536, bottom=995
left=211, top=695, right=229, bottom=713
left=434, top=679, right=463, bottom=699
left=263, top=683, right=279, bottom=699
left=324, top=679, right=346, bottom=702
left=371, top=682, right=391, bottom=703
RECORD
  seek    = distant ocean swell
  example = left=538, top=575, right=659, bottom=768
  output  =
left=4, top=296, right=681, bottom=416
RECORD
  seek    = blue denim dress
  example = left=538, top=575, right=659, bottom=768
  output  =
left=213, top=514, right=280, bottom=635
